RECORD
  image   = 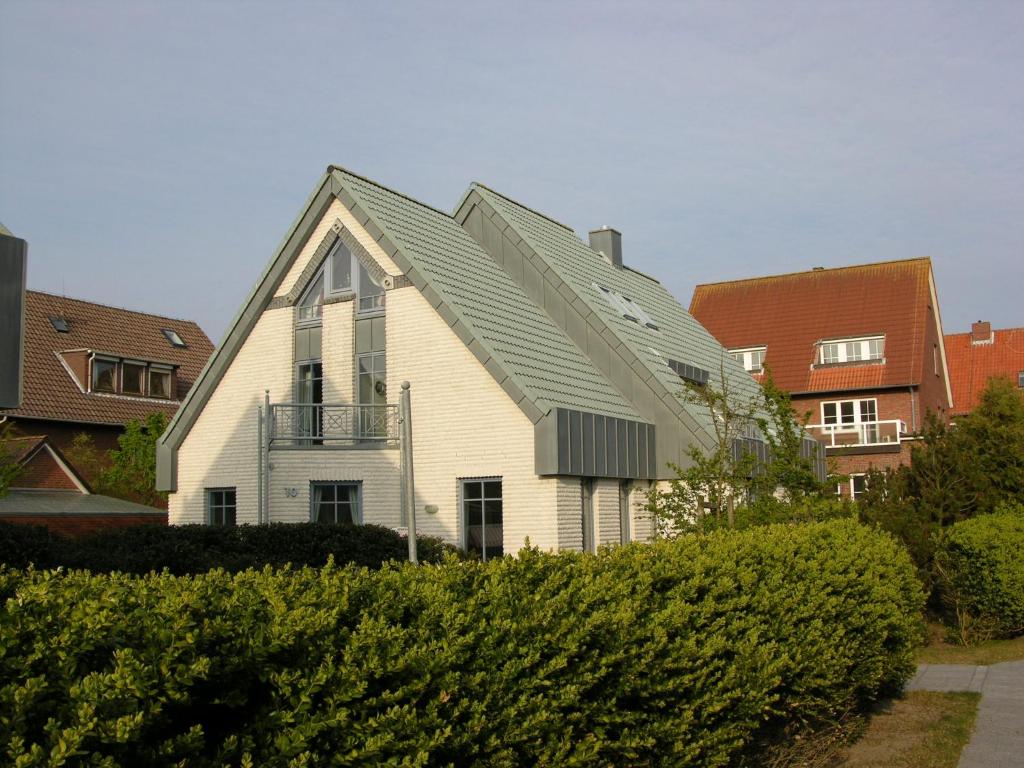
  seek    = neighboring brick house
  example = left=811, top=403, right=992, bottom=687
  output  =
left=0, top=435, right=166, bottom=535
left=944, top=321, right=1024, bottom=417
left=689, top=259, right=953, bottom=498
left=0, top=291, right=214, bottom=485
left=158, top=165, right=814, bottom=556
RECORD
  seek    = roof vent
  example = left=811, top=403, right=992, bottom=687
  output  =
left=48, top=316, right=70, bottom=333
left=589, top=226, right=622, bottom=269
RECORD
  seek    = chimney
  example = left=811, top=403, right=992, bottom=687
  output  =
left=971, top=320, right=992, bottom=345
left=589, top=226, right=622, bottom=268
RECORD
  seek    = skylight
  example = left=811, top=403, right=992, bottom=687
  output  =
left=594, top=284, right=659, bottom=331
left=48, top=316, right=70, bottom=333
left=162, top=328, right=187, bottom=348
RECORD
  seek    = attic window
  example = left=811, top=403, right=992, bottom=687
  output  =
left=162, top=329, right=187, bottom=348
left=730, top=346, right=766, bottom=373
left=594, top=285, right=658, bottom=330
left=817, top=336, right=884, bottom=365
left=667, top=359, right=710, bottom=387
left=49, top=316, right=70, bottom=333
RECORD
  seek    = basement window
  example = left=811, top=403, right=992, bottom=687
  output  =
left=162, top=328, right=187, bottom=348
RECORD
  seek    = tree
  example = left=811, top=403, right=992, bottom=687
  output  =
left=649, top=366, right=835, bottom=536
left=65, top=413, right=169, bottom=507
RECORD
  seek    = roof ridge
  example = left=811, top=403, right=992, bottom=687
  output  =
left=27, top=289, right=207, bottom=328
left=328, top=164, right=452, bottom=218
left=946, top=326, right=1024, bottom=337
left=471, top=182, right=576, bottom=233
left=693, top=257, right=933, bottom=289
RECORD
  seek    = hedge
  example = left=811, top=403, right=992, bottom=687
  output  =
left=0, top=519, right=922, bottom=767
left=0, top=521, right=455, bottom=573
left=936, top=503, right=1024, bottom=640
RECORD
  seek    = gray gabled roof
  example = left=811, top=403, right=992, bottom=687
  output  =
left=331, top=168, right=641, bottom=422
left=462, top=183, right=768, bottom=442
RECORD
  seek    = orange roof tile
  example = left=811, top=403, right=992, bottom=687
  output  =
left=944, top=327, right=1024, bottom=415
left=1, top=291, right=214, bottom=426
left=689, top=258, right=934, bottom=395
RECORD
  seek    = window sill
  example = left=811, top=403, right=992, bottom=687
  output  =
left=812, top=359, right=886, bottom=370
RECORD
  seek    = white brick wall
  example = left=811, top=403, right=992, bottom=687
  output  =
left=596, top=478, right=622, bottom=545
left=171, top=199, right=564, bottom=556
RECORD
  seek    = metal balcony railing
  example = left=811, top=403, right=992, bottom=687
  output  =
left=268, top=403, right=399, bottom=447
left=804, top=419, right=907, bottom=449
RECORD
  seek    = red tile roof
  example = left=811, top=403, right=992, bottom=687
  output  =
left=944, top=326, right=1024, bottom=415
left=689, top=258, right=935, bottom=395
left=1, top=291, right=214, bottom=426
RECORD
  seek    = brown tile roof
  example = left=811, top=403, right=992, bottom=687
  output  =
left=689, top=258, right=935, bottom=395
left=1, top=291, right=214, bottom=426
left=945, top=326, right=1024, bottom=415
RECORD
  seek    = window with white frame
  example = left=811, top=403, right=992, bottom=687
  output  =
left=821, top=398, right=878, bottom=427
left=730, top=346, right=767, bottom=373
left=818, top=336, right=884, bottom=365
left=91, top=357, right=117, bottom=393
left=206, top=488, right=237, bottom=526
left=310, top=482, right=361, bottom=524
left=850, top=474, right=868, bottom=500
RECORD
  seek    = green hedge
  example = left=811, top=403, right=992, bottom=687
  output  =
left=0, top=521, right=455, bottom=573
left=0, top=520, right=921, bottom=767
left=936, top=503, right=1024, bottom=640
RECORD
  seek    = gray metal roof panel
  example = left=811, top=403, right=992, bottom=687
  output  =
left=332, top=169, right=642, bottom=422
left=472, top=184, right=765, bottom=435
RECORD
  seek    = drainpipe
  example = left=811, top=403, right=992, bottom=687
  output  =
left=256, top=406, right=263, bottom=525
left=909, top=387, right=917, bottom=433
left=263, top=390, right=272, bottom=525
left=400, top=382, right=417, bottom=564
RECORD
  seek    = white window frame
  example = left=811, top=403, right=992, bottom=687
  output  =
left=90, top=355, right=118, bottom=394
left=820, top=398, right=878, bottom=429
left=849, top=474, right=868, bottom=500
left=729, top=346, right=767, bottom=373
left=121, top=360, right=147, bottom=396
left=818, top=335, right=885, bottom=365
left=148, top=365, right=173, bottom=400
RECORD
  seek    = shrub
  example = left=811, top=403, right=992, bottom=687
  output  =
left=0, top=521, right=456, bottom=573
left=935, top=503, right=1024, bottom=643
left=0, top=519, right=923, bottom=766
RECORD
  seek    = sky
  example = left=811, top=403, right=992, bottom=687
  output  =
left=1, top=0, right=1022, bottom=345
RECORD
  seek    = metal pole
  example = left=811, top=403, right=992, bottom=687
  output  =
left=400, top=381, right=417, bottom=564
left=257, top=406, right=263, bottom=525
left=263, top=390, right=271, bottom=525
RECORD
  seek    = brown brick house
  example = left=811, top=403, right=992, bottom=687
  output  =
left=944, top=322, right=1024, bottom=417
left=689, top=258, right=953, bottom=498
left=0, top=290, right=214, bottom=485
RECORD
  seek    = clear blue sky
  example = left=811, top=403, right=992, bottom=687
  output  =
left=2, top=1, right=1021, bottom=344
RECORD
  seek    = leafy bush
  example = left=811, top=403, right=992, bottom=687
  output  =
left=935, top=503, right=1024, bottom=643
left=0, top=520, right=923, bottom=766
left=0, top=521, right=456, bottom=573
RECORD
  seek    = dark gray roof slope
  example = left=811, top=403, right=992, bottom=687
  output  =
left=466, top=184, right=764, bottom=437
left=0, top=491, right=164, bottom=516
left=332, top=168, right=641, bottom=422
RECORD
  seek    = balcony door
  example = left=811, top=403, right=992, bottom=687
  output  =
left=296, top=361, right=323, bottom=444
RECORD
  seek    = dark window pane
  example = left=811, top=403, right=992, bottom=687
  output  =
left=330, top=242, right=352, bottom=292
left=464, top=482, right=482, bottom=500
left=92, top=360, right=116, bottom=392
left=484, top=500, right=502, bottom=525
left=123, top=364, right=144, bottom=395
left=483, top=481, right=502, bottom=499
left=465, top=499, right=483, bottom=526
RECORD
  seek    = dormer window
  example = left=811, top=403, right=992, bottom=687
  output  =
left=594, top=284, right=658, bottom=330
left=149, top=367, right=172, bottom=399
left=162, top=329, right=187, bottom=348
left=730, top=346, right=766, bottom=373
left=91, top=358, right=117, bottom=393
left=122, top=362, right=146, bottom=395
left=818, top=336, right=884, bottom=365
left=85, top=354, right=176, bottom=399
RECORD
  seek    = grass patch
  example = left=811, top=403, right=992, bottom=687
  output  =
left=917, top=621, right=1024, bottom=665
left=835, top=691, right=979, bottom=768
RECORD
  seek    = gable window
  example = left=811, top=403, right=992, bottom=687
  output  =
left=207, top=488, right=237, bottom=526
left=730, top=346, right=767, bottom=373
left=594, top=284, right=658, bottom=330
left=149, top=367, right=172, bottom=399
left=463, top=478, right=503, bottom=561
left=329, top=240, right=353, bottom=294
left=356, top=260, right=385, bottom=314
left=818, top=336, right=884, bottom=365
left=91, top=358, right=117, bottom=393
left=297, top=270, right=325, bottom=324
left=122, top=362, right=146, bottom=395
left=311, top=482, right=360, bottom=524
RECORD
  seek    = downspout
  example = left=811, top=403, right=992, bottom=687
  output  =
left=263, top=390, right=272, bottom=525
left=256, top=406, right=263, bottom=525
left=909, top=387, right=917, bottom=433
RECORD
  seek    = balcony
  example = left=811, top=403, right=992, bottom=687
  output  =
left=268, top=403, right=399, bottom=448
left=804, top=419, right=907, bottom=451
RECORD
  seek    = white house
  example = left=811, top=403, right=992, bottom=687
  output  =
left=157, top=166, right=790, bottom=557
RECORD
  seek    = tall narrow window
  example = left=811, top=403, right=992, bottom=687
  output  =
left=463, top=479, right=503, bottom=561
left=207, top=488, right=237, bottom=526
left=357, top=351, right=387, bottom=437
left=296, top=361, right=323, bottom=444
left=311, top=482, right=360, bottom=524
left=850, top=475, right=868, bottom=500
left=297, top=270, right=325, bottom=324
left=618, top=480, right=632, bottom=545
left=357, top=260, right=385, bottom=314
left=329, top=241, right=353, bottom=294
left=122, top=362, right=145, bottom=395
